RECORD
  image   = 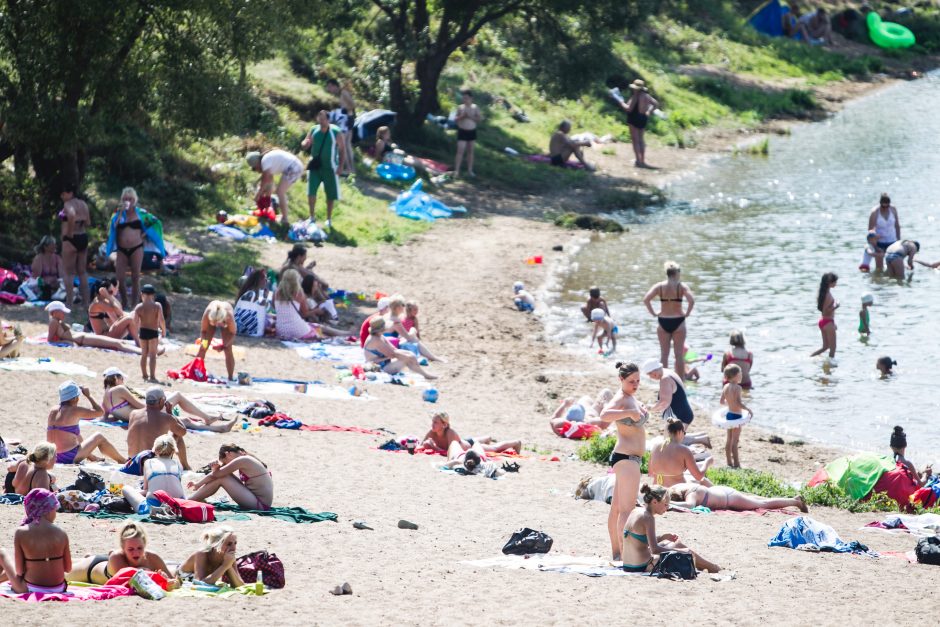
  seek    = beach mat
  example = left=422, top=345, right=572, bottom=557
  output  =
left=184, top=340, right=247, bottom=360
left=0, top=582, right=133, bottom=602
left=213, top=503, right=338, bottom=524
left=462, top=554, right=639, bottom=577
left=0, top=358, right=96, bottom=378
left=79, top=510, right=251, bottom=525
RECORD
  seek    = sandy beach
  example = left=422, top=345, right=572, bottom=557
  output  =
left=1, top=205, right=939, bottom=625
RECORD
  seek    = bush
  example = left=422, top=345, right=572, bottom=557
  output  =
left=577, top=434, right=649, bottom=473
left=554, top=213, right=625, bottom=233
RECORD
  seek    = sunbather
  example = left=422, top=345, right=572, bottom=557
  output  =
left=620, top=484, right=720, bottom=574
left=363, top=317, right=438, bottom=379
left=1, top=320, right=24, bottom=358
left=10, top=443, right=57, bottom=495
left=87, top=277, right=140, bottom=342
left=647, top=418, right=712, bottom=488
left=67, top=521, right=176, bottom=586
left=48, top=380, right=126, bottom=465
left=188, top=444, right=273, bottom=511
left=668, top=483, right=808, bottom=513
left=122, top=432, right=186, bottom=512
left=420, top=411, right=521, bottom=454
left=549, top=389, right=613, bottom=432
left=46, top=301, right=143, bottom=354
left=178, top=526, right=244, bottom=586
left=0, top=488, right=72, bottom=593
left=442, top=439, right=509, bottom=477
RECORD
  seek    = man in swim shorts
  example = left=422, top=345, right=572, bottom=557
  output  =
left=454, top=89, right=482, bottom=178
left=548, top=120, right=595, bottom=171
left=127, top=387, right=190, bottom=470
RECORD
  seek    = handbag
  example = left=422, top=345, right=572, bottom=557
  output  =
left=649, top=551, right=697, bottom=580
left=306, top=128, right=329, bottom=171
left=915, top=536, right=940, bottom=565
left=501, top=527, right=553, bottom=555
left=234, top=290, right=270, bottom=338
left=74, top=469, right=105, bottom=493
left=236, top=550, right=285, bottom=588
left=152, top=490, right=215, bottom=523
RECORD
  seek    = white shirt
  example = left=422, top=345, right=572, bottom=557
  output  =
left=261, top=150, right=303, bottom=175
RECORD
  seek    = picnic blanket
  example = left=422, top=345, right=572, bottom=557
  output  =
left=462, top=554, right=637, bottom=578
left=79, top=510, right=251, bottom=525
left=168, top=583, right=268, bottom=598
left=184, top=340, right=247, bottom=360
left=0, top=582, right=133, bottom=602
left=0, top=358, right=97, bottom=378
left=213, top=503, right=338, bottom=524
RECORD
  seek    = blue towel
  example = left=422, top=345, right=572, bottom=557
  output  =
left=769, top=516, right=874, bottom=554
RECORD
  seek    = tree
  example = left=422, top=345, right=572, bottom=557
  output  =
left=0, top=0, right=313, bottom=219
left=358, top=0, right=651, bottom=136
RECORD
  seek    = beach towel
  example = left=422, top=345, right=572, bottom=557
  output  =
left=299, top=424, right=384, bottom=435
left=462, top=554, right=640, bottom=578
left=167, top=583, right=267, bottom=598
left=246, top=378, right=372, bottom=400
left=212, top=502, right=337, bottom=524
left=863, top=513, right=940, bottom=537
left=79, top=509, right=252, bottom=525
left=525, top=154, right=586, bottom=169
left=769, top=516, right=876, bottom=555
left=869, top=463, right=919, bottom=510
left=284, top=339, right=365, bottom=363
left=911, top=475, right=940, bottom=509
left=0, top=582, right=134, bottom=602
left=553, top=420, right=601, bottom=440
left=0, top=358, right=97, bottom=378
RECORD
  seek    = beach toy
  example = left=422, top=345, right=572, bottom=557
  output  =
left=711, top=408, right=752, bottom=430
left=867, top=12, right=915, bottom=49
left=376, top=162, right=416, bottom=182
left=374, top=291, right=387, bottom=300
left=525, top=255, right=543, bottom=265
left=422, top=388, right=439, bottom=403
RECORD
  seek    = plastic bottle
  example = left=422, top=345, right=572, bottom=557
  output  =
left=241, top=418, right=249, bottom=431
left=255, top=570, right=264, bottom=595
left=137, top=501, right=151, bottom=515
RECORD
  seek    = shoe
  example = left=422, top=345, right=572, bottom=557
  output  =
left=397, top=519, right=419, bottom=530
left=325, top=219, right=332, bottom=230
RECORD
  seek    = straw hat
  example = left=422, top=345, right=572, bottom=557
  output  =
left=629, top=79, right=648, bottom=92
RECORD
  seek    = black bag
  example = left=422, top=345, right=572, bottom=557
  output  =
left=99, top=495, right=133, bottom=514
left=915, top=536, right=940, bottom=565
left=501, top=527, right=553, bottom=555
left=74, top=470, right=105, bottom=494
left=649, top=551, right=697, bottom=580
left=306, top=129, right=329, bottom=171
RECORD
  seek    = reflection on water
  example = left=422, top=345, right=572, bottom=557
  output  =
left=547, top=74, right=940, bottom=465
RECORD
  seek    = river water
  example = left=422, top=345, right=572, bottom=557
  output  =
left=546, top=73, right=940, bottom=466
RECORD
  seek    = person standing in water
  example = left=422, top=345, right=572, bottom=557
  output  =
left=868, top=193, right=901, bottom=270
left=811, top=272, right=838, bottom=359
left=643, top=261, right=695, bottom=381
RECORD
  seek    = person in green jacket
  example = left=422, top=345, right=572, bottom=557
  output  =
left=300, top=110, right=347, bottom=230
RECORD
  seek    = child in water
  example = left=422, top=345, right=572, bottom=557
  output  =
left=718, top=364, right=752, bottom=468
left=859, top=230, right=883, bottom=272
left=581, top=286, right=610, bottom=322
left=133, top=284, right=166, bottom=382
left=681, top=344, right=711, bottom=382
left=858, top=293, right=874, bottom=335
left=876, top=356, right=896, bottom=378
left=589, top=308, right=617, bottom=355
left=512, top=281, right=535, bottom=312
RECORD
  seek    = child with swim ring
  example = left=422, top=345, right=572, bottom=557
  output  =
left=716, top=364, right=752, bottom=468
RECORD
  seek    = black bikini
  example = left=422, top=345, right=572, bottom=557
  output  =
left=658, top=284, right=685, bottom=335
left=86, top=554, right=112, bottom=581
left=116, top=218, right=144, bottom=258
left=62, top=217, right=89, bottom=252
left=23, top=552, right=68, bottom=591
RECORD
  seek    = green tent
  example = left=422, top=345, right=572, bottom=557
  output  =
left=824, top=453, right=895, bottom=500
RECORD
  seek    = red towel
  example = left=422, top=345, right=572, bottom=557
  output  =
left=300, top=424, right=383, bottom=435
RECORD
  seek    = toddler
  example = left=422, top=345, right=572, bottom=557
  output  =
left=513, top=281, right=535, bottom=312
left=404, top=300, right=421, bottom=339
left=133, top=284, right=166, bottom=381
left=589, top=308, right=617, bottom=355
left=859, top=230, right=883, bottom=272
left=718, top=364, right=752, bottom=468
left=858, top=293, right=874, bottom=335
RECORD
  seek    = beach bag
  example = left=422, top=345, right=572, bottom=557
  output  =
left=236, top=550, right=285, bottom=589
left=99, top=495, right=133, bottom=514
left=56, top=489, right=94, bottom=513
left=501, top=528, right=553, bottom=555
left=108, top=567, right=170, bottom=595
left=152, top=490, right=215, bottom=523
left=166, top=357, right=207, bottom=382
left=235, top=290, right=270, bottom=337
left=915, top=536, right=940, bottom=566
left=74, top=469, right=105, bottom=493
left=649, top=551, right=697, bottom=580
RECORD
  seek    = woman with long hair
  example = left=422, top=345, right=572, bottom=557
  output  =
left=188, top=444, right=273, bottom=511
left=87, top=277, right=139, bottom=342
left=811, top=272, right=838, bottom=359
left=274, top=269, right=346, bottom=340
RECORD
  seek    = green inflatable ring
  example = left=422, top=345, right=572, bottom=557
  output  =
left=867, top=12, right=916, bottom=49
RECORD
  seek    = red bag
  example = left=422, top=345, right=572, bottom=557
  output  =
left=152, top=490, right=215, bottom=523
left=106, top=567, right=170, bottom=591
left=166, top=357, right=208, bottom=382
left=236, top=550, right=285, bottom=588
left=554, top=421, right=602, bottom=440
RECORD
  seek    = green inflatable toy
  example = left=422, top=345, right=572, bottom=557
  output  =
left=867, top=12, right=916, bottom=49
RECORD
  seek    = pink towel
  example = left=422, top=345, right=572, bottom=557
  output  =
left=0, top=583, right=134, bottom=602
left=300, top=424, right=383, bottom=435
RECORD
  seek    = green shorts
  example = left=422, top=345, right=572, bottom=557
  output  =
left=307, top=168, right=341, bottom=201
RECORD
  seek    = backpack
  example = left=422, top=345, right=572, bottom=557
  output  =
left=236, top=550, right=286, bottom=588
left=649, top=551, right=697, bottom=580
left=915, top=536, right=940, bottom=566
left=152, top=490, right=215, bottom=523
left=501, top=528, right=553, bottom=555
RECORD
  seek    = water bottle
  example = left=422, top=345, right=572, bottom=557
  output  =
left=137, top=501, right=151, bottom=515
left=255, top=570, right=264, bottom=595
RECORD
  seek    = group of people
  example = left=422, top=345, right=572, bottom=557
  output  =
left=358, top=295, right=442, bottom=380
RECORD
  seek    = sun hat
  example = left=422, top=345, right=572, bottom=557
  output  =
left=590, top=308, right=605, bottom=321
left=377, top=297, right=391, bottom=311
left=145, top=387, right=166, bottom=405
left=641, top=358, right=663, bottom=374
left=58, top=380, right=81, bottom=403
left=44, top=301, right=71, bottom=315
left=103, top=367, right=126, bottom=378
left=246, top=151, right=262, bottom=169
left=629, top=79, right=648, bottom=91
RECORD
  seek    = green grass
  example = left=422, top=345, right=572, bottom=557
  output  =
left=164, top=243, right=260, bottom=296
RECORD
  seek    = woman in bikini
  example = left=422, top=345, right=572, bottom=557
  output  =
left=29, top=235, right=64, bottom=300
left=884, top=239, right=919, bottom=280
left=68, top=521, right=176, bottom=586
left=178, top=526, right=244, bottom=586
left=188, top=444, right=273, bottom=511
left=720, top=329, right=753, bottom=388
left=87, top=277, right=139, bottom=342
left=643, top=261, right=695, bottom=381
left=597, top=362, right=648, bottom=561
left=811, top=272, right=839, bottom=359
left=647, top=418, right=712, bottom=488
left=620, top=484, right=720, bottom=573
left=420, top=411, right=522, bottom=454
left=11, top=443, right=58, bottom=496
left=0, top=488, right=72, bottom=593
left=47, top=380, right=126, bottom=465
left=122, top=432, right=186, bottom=512
left=363, top=317, right=438, bottom=379
left=59, top=183, right=91, bottom=308
left=617, top=79, right=659, bottom=168
left=108, top=187, right=147, bottom=308
left=100, top=367, right=234, bottom=431
left=46, top=300, right=142, bottom=354
left=669, top=483, right=807, bottom=513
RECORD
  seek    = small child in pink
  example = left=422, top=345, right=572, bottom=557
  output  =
left=403, top=300, right=421, bottom=340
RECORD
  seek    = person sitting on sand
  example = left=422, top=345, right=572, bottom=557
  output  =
left=195, top=300, right=238, bottom=381
left=549, top=389, right=614, bottom=432
left=178, top=526, right=244, bottom=586
left=363, top=317, right=438, bottom=379
left=188, top=444, right=273, bottom=511
left=642, top=359, right=710, bottom=447
left=275, top=269, right=347, bottom=341
left=0, top=488, right=71, bottom=593
left=88, top=277, right=140, bottom=342
left=620, top=484, right=720, bottom=573
left=122, top=432, right=186, bottom=513
left=890, top=426, right=933, bottom=486
left=301, top=274, right=339, bottom=323
left=280, top=244, right=329, bottom=287
left=513, top=281, right=535, bottom=312
left=359, top=297, right=391, bottom=347
left=29, top=235, right=64, bottom=300
left=548, top=120, right=595, bottom=170
left=68, top=521, right=177, bottom=586
left=384, top=295, right=444, bottom=362
left=127, top=387, right=190, bottom=470
left=48, top=380, right=126, bottom=465
left=876, top=356, right=896, bottom=378
left=590, top=308, right=617, bottom=355
left=669, top=483, right=807, bottom=513
left=419, top=411, right=522, bottom=455
left=720, top=329, right=753, bottom=389
left=11, top=443, right=58, bottom=495
left=442, top=439, right=511, bottom=477
left=648, top=418, right=712, bottom=488
left=102, top=368, right=235, bottom=432
left=0, top=320, right=24, bottom=358
left=884, top=239, right=919, bottom=280
left=404, top=300, right=422, bottom=339
left=46, top=301, right=143, bottom=354
left=581, top=286, right=610, bottom=322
